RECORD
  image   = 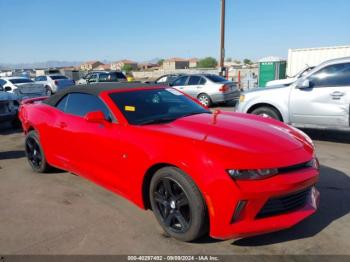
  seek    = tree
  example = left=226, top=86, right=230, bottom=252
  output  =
left=225, top=57, right=232, bottom=62
left=233, top=59, right=241, bottom=64
left=121, top=64, right=134, bottom=74
left=197, top=57, right=218, bottom=68
left=157, top=59, right=165, bottom=66
left=243, top=59, right=253, bottom=65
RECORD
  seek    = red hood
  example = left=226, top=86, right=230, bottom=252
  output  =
left=144, top=111, right=312, bottom=154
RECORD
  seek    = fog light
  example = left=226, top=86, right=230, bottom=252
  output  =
left=231, top=200, right=247, bottom=223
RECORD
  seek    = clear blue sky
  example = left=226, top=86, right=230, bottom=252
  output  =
left=0, top=0, right=349, bottom=63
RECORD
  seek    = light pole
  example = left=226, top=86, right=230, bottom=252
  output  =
left=219, top=0, right=226, bottom=76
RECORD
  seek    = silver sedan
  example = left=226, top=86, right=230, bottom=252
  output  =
left=170, top=74, right=240, bottom=107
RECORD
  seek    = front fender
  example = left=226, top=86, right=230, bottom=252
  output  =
left=240, top=95, right=290, bottom=123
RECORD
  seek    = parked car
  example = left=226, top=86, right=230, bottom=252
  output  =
left=76, top=71, right=127, bottom=85
left=0, top=84, right=19, bottom=126
left=237, top=57, right=350, bottom=130
left=144, top=74, right=185, bottom=85
left=0, top=77, right=47, bottom=100
left=170, top=74, right=240, bottom=107
left=34, top=74, right=75, bottom=95
left=19, top=83, right=319, bottom=242
left=266, top=66, right=315, bottom=87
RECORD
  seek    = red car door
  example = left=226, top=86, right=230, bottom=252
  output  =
left=61, top=93, right=128, bottom=194
left=45, top=94, right=74, bottom=169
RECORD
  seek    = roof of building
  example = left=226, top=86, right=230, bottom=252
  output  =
left=81, top=61, right=103, bottom=65
left=95, top=64, right=111, bottom=70
left=164, top=58, right=189, bottom=62
left=43, top=82, right=165, bottom=106
left=113, top=59, right=137, bottom=64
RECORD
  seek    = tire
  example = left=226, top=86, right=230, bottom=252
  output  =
left=197, top=93, right=212, bottom=107
left=149, top=167, right=208, bottom=242
left=25, top=130, right=52, bottom=173
left=251, top=106, right=282, bottom=121
left=45, top=86, right=52, bottom=96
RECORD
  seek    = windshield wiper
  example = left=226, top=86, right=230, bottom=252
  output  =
left=138, top=117, right=178, bottom=125
left=180, top=111, right=211, bottom=118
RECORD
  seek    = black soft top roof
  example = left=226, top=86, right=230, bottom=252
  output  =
left=43, top=82, right=165, bottom=106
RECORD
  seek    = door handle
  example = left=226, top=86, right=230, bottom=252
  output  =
left=330, top=91, right=345, bottom=97
left=330, top=91, right=345, bottom=99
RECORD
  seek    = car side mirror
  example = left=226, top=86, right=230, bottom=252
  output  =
left=85, top=111, right=107, bottom=123
left=296, top=79, right=310, bottom=89
left=4, top=86, right=12, bottom=92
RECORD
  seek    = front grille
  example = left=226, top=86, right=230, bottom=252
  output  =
left=256, top=187, right=311, bottom=218
left=278, top=160, right=313, bottom=174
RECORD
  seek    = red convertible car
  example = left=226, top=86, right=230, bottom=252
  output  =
left=19, top=83, right=320, bottom=241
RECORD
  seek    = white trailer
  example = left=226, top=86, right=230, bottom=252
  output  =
left=287, top=45, right=350, bottom=77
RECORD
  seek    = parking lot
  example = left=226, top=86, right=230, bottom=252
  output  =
left=1, top=106, right=350, bottom=255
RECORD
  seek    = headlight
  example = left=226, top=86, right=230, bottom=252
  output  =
left=239, top=95, right=245, bottom=103
left=227, top=168, right=278, bottom=180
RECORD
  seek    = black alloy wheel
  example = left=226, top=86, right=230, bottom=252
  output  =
left=25, top=130, right=52, bottom=173
left=150, top=167, right=208, bottom=242
left=26, top=136, right=42, bottom=168
left=153, top=178, right=191, bottom=233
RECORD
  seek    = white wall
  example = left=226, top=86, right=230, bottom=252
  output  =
left=287, top=46, right=350, bottom=76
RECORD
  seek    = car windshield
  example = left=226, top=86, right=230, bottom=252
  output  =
left=109, top=88, right=211, bottom=125
left=115, top=72, right=127, bottom=79
left=50, top=75, right=68, bottom=80
left=9, top=78, right=33, bottom=84
left=204, top=74, right=228, bottom=83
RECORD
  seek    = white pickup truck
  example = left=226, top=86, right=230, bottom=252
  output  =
left=237, top=57, right=350, bottom=130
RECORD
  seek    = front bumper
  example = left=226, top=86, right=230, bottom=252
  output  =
left=205, top=167, right=319, bottom=240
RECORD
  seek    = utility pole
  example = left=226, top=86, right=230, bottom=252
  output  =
left=219, top=0, right=226, bottom=76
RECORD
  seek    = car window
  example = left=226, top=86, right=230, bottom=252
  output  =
left=115, top=72, right=127, bottom=80
left=99, top=73, right=109, bottom=81
left=156, top=76, right=167, bottom=83
left=9, top=78, right=34, bottom=84
left=309, top=63, right=350, bottom=87
left=36, top=76, right=47, bottom=81
left=56, top=95, right=69, bottom=112
left=84, top=73, right=92, bottom=80
left=0, top=79, right=6, bottom=86
left=50, top=75, right=67, bottom=80
left=205, top=74, right=227, bottom=83
left=172, top=76, right=188, bottom=86
left=188, top=76, right=201, bottom=86
left=199, top=77, right=207, bottom=85
left=109, top=88, right=210, bottom=125
left=64, top=93, right=112, bottom=120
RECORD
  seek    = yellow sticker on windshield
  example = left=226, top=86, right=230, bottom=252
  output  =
left=125, top=106, right=136, bottom=112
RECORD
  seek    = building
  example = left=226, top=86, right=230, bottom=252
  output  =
left=80, top=61, right=104, bottom=71
left=94, top=64, right=111, bottom=71
left=162, top=58, right=189, bottom=70
left=189, top=58, right=199, bottom=68
left=110, top=60, right=138, bottom=71
left=138, top=63, right=159, bottom=71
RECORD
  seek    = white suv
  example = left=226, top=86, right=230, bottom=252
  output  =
left=237, top=57, right=350, bottom=130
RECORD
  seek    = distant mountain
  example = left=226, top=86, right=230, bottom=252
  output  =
left=140, top=58, right=162, bottom=64
left=0, top=61, right=83, bottom=70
